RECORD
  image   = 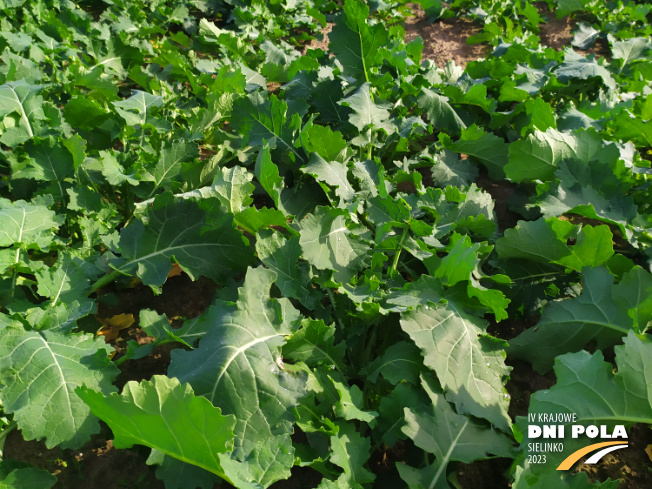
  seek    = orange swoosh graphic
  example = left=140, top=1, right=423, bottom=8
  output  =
left=557, top=441, right=628, bottom=470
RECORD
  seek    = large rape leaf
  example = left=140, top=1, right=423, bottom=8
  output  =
left=531, top=331, right=652, bottom=425
left=330, top=0, right=389, bottom=83
left=169, top=267, right=307, bottom=488
left=513, top=332, right=652, bottom=488
left=0, top=463, right=56, bottom=489
left=509, top=266, right=651, bottom=373
left=399, top=375, right=514, bottom=489
left=0, top=80, right=47, bottom=147
left=0, top=325, right=118, bottom=449
left=400, top=303, right=512, bottom=432
left=77, top=376, right=236, bottom=482
left=505, top=128, right=619, bottom=183
left=112, top=195, right=253, bottom=287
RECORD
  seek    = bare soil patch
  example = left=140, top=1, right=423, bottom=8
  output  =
left=404, top=4, right=488, bottom=67
left=535, top=2, right=610, bottom=57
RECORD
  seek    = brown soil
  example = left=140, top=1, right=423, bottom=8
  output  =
left=302, top=22, right=333, bottom=55
left=404, top=3, right=489, bottom=67
left=535, top=2, right=610, bottom=58
left=403, top=2, right=610, bottom=69
left=577, top=424, right=652, bottom=489
left=5, top=423, right=165, bottom=489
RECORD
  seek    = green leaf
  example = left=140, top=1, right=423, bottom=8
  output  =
left=112, top=90, right=171, bottom=132
left=255, top=145, right=283, bottom=206
left=376, top=383, right=427, bottom=447
left=138, top=309, right=193, bottom=349
left=141, top=141, right=199, bottom=197
left=554, top=49, right=616, bottom=89
left=509, top=266, right=645, bottom=373
left=571, top=23, right=600, bottom=50
left=19, top=138, right=74, bottom=199
left=301, top=154, right=355, bottom=204
left=332, top=380, right=378, bottom=425
left=146, top=451, right=220, bottom=489
left=531, top=331, right=652, bottom=425
left=99, top=151, right=140, bottom=186
left=63, top=96, right=111, bottom=131
left=497, top=218, right=569, bottom=264
left=329, top=422, right=375, bottom=486
left=0, top=464, right=57, bottom=489
left=440, top=125, right=508, bottom=179
left=417, top=88, right=466, bottom=135
left=399, top=375, right=514, bottom=489
left=362, top=341, right=422, bottom=385
left=169, top=267, right=307, bottom=488
left=612, top=266, right=652, bottom=333
left=496, top=218, right=612, bottom=272
left=0, top=198, right=63, bottom=250
left=231, top=92, right=303, bottom=162
left=0, top=80, right=46, bottom=147
left=442, top=84, right=498, bottom=114
left=428, top=149, right=478, bottom=188
left=554, top=225, right=614, bottom=271
left=298, top=206, right=369, bottom=284
left=0, top=325, right=118, bottom=449
left=212, top=166, right=255, bottom=215
left=256, top=230, right=317, bottom=308
left=113, top=196, right=253, bottom=287
left=34, top=254, right=90, bottom=307
left=283, top=318, right=346, bottom=371
left=610, top=112, right=652, bottom=147
left=339, top=83, right=395, bottom=135
left=515, top=332, right=652, bottom=487
left=299, top=124, right=348, bottom=163
left=330, top=0, right=389, bottom=83
left=556, top=0, right=589, bottom=16
left=432, top=233, right=481, bottom=286
left=610, top=36, right=652, bottom=68
left=505, top=129, right=619, bottom=183
left=401, top=303, right=512, bottom=432
left=77, top=376, right=236, bottom=481
left=512, top=466, right=619, bottom=489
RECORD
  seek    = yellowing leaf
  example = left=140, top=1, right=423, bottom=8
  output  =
left=97, top=313, right=135, bottom=342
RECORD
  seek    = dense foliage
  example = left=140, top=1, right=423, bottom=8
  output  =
left=0, top=0, right=650, bottom=488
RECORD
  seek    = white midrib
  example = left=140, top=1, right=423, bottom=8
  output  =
left=39, top=337, right=76, bottom=431
left=210, top=333, right=284, bottom=401
left=7, top=86, right=34, bottom=137
left=429, top=418, right=469, bottom=489
left=51, top=263, right=69, bottom=307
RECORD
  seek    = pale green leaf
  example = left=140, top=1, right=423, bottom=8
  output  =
left=401, top=304, right=512, bottom=431
left=0, top=325, right=118, bottom=449
left=169, top=267, right=307, bottom=488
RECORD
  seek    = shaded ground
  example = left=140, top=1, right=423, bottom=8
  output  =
left=5, top=424, right=165, bottom=489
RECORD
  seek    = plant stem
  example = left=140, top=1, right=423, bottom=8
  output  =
left=327, top=288, right=344, bottom=331
left=388, top=226, right=409, bottom=278
left=88, top=269, right=122, bottom=295
left=0, top=420, right=18, bottom=444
